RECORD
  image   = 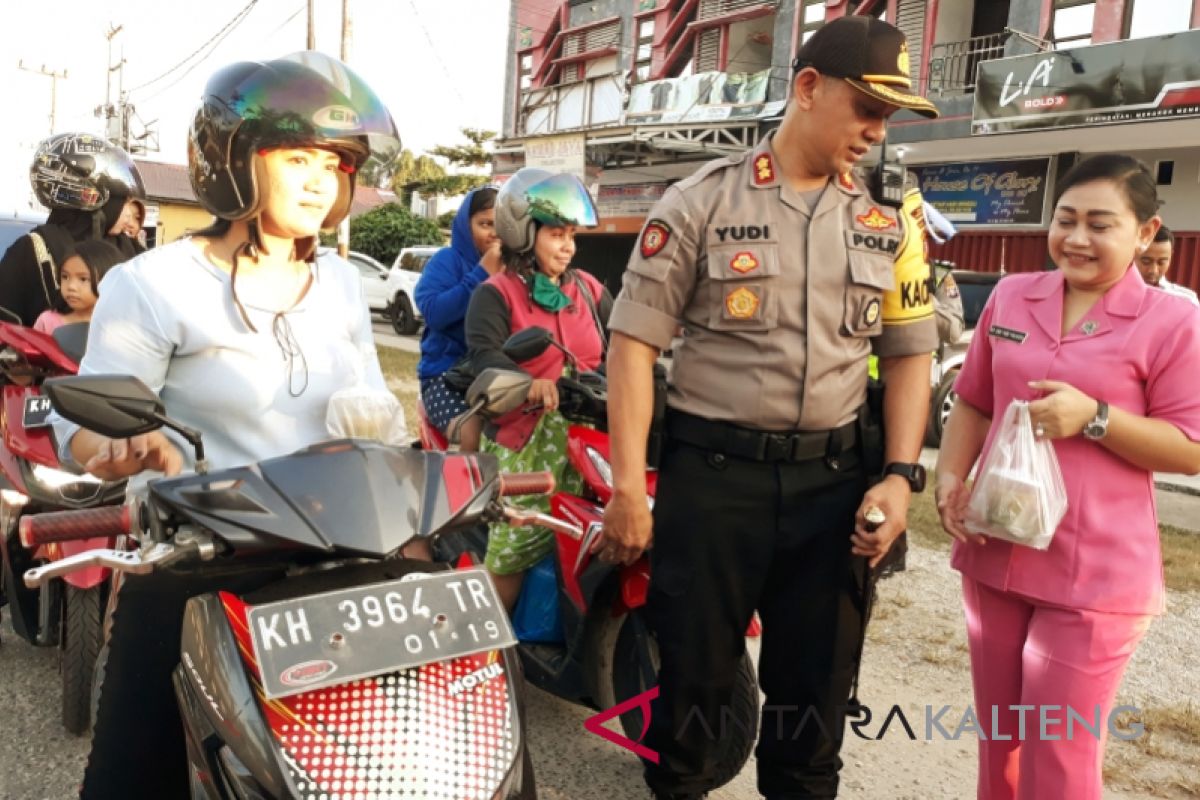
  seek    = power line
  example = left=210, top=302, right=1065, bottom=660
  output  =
left=406, top=0, right=468, bottom=108
left=127, top=0, right=259, bottom=94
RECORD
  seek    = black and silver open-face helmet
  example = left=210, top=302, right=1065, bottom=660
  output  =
left=187, top=51, right=401, bottom=229
left=494, top=168, right=598, bottom=255
left=30, top=132, right=146, bottom=212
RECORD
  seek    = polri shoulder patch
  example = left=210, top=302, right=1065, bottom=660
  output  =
left=640, top=220, right=672, bottom=258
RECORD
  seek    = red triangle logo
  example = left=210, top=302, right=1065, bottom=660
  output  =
left=582, top=686, right=660, bottom=763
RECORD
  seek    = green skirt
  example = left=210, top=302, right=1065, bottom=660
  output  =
left=481, top=411, right=583, bottom=575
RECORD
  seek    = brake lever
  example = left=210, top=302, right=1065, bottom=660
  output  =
left=23, top=531, right=217, bottom=588
left=500, top=504, right=583, bottom=541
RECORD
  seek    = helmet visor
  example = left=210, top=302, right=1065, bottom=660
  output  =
left=524, top=173, right=598, bottom=228
left=225, top=51, right=401, bottom=167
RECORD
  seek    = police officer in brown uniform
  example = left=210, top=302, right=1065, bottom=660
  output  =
left=597, top=17, right=939, bottom=799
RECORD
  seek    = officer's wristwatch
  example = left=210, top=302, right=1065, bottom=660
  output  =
left=1083, top=400, right=1110, bottom=441
left=883, top=462, right=927, bottom=493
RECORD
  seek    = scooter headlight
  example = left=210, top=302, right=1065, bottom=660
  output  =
left=19, top=462, right=122, bottom=507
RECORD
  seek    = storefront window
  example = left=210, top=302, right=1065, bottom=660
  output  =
left=1127, top=0, right=1193, bottom=40
left=1053, top=0, right=1095, bottom=48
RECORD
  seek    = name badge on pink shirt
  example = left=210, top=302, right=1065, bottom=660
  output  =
left=989, top=324, right=1027, bottom=344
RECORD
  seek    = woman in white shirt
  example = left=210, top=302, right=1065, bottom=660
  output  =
left=69, top=51, right=401, bottom=800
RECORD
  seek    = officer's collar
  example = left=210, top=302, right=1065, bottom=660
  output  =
left=747, top=131, right=864, bottom=197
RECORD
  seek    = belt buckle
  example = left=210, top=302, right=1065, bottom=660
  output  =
left=762, top=432, right=791, bottom=462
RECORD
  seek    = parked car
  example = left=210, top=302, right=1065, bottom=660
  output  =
left=927, top=269, right=1005, bottom=447
left=387, top=246, right=439, bottom=335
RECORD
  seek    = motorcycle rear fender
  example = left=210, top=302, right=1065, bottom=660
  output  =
left=178, top=592, right=293, bottom=799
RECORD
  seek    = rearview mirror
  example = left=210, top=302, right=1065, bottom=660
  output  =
left=466, top=368, right=533, bottom=417
left=44, top=375, right=164, bottom=439
left=502, top=327, right=553, bottom=363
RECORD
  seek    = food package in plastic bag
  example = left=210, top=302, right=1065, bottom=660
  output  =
left=965, top=400, right=1068, bottom=550
left=326, top=385, right=409, bottom=445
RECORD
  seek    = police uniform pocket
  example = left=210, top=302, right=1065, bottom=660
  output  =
left=704, top=244, right=779, bottom=331
left=842, top=252, right=892, bottom=337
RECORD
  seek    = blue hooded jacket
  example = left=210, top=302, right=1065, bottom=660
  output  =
left=414, top=188, right=490, bottom=379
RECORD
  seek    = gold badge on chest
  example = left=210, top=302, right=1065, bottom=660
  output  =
left=725, top=286, right=761, bottom=319
left=729, top=251, right=760, bottom=274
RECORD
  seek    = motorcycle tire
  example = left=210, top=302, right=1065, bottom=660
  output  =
left=586, top=604, right=759, bottom=791
left=61, top=584, right=105, bottom=735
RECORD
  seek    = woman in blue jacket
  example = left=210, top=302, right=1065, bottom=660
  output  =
left=414, top=186, right=500, bottom=449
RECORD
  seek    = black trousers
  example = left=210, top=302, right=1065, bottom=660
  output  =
left=643, top=439, right=868, bottom=799
left=81, top=565, right=282, bottom=799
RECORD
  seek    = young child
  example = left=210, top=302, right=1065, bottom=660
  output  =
left=33, top=240, right=127, bottom=334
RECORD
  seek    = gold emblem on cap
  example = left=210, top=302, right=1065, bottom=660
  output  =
left=725, top=287, right=761, bottom=319
left=897, top=42, right=910, bottom=77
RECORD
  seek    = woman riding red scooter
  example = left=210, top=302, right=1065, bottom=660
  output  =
left=463, top=168, right=612, bottom=609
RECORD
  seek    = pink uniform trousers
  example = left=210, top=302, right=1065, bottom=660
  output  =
left=961, top=576, right=1152, bottom=800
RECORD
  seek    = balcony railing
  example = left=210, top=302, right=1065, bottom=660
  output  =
left=520, top=73, right=626, bottom=135
left=928, top=32, right=1010, bottom=96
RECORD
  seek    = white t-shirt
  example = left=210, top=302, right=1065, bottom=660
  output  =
left=55, top=238, right=388, bottom=477
left=1158, top=277, right=1200, bottom=307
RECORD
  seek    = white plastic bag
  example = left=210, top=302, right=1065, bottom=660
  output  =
left=326, top=385, right=408, bottom=445
left=965, top=400, right=1068, bottom=550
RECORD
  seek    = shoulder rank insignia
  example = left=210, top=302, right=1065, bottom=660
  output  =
left=729, top=251, right=759, bottom=274
left=856, top=207, right=897, bottom=231
left=753, top=154, right=775, bottom=186
left=725, top=286, right=761, bottom=319
left=640, top=219, right=672, bottom=258
left=838, top=172, right=857, bottom=192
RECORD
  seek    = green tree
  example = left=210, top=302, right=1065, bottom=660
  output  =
left=347, top=203, right=444, bottom=264
left=415, top=128, right=496, bottom=197
left=436, top=210, right=457, bottom=229
left=389, top=149, right=447, bottom=204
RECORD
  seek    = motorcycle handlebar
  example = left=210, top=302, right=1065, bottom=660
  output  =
left=498, top=472, right=556, bottom=497
left=18, top=504, right=132, bottom=549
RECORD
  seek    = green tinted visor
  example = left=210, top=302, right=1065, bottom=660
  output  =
left=524, top=173, right=599, bottom=228
left=226, top=51, right=400, bottom=168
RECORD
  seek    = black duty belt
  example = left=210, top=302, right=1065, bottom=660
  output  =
left=665, top=409, right=858, bottom=464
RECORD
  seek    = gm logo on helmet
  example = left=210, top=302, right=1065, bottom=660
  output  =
left=313, top=105, right=361, bottom=130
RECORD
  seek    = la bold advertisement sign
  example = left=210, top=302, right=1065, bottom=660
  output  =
left=973, top=29, right=1200, bottom=135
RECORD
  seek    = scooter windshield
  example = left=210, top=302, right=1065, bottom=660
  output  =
left=150, top=442, right=498, bottom=557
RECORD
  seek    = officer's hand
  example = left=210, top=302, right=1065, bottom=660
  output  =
left=527, top=379, right=559, bottom=412
left=1028, top=380, right=1096, bottom=439
left=85, top=431, right=184, bottom=481
left=935, top=472, right=985, bottom=546
left=851, top=476, right=911, bottom=568
left=596, top=490, right=653, bottom=566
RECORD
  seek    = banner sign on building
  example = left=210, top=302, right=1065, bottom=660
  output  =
left=973, top=29, right=1200, bottom=134
left=596, top=183, right=668, bottom=217
left=911, top=158, right=1051, bottom=226
left=524, top=133, right=587, bottom=180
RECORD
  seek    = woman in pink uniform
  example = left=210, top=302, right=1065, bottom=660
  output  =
left=936, top=153, right=1200, bottom=800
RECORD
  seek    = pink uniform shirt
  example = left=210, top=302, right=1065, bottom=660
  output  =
left=952, top=266, right=1200, bottom=615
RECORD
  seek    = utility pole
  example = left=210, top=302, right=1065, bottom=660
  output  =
left=17, top=61, right=68, bottom=134
left=307, top=0, right=316, bottom=49
left=337, top=0, right=353, bottom=258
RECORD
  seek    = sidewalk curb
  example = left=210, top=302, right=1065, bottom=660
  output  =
left=1156, top=480, right=1200, bottom=498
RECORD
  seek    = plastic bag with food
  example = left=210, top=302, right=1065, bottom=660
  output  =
left=326, top=385, right=408, bottom=445
left=965, top=400, right=1068, bottom=550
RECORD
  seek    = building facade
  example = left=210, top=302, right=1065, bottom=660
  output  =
left=499, top=0, right=1200, bottom=292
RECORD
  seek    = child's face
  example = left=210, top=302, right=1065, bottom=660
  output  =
left=60, top=256, right=97, bottom=312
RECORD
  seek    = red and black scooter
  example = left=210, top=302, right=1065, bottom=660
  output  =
left=0, top=321, right=126, bottom=733
left=419, top=328, right=758, bottom=792
left=22, top=370, right=551, bottom=799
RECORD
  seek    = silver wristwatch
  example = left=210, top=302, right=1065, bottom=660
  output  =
left=1083, top=400, right=1109, bottom=440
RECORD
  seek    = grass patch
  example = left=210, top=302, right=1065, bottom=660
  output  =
left=1105, top=705, right=1200, bottom=798
left=1160, top=524, right=1200, bottom=593
left=378, top=346, right=420, bottom=434
left=906, top=489, right=950, bottom=552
